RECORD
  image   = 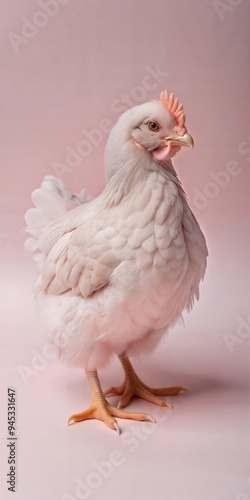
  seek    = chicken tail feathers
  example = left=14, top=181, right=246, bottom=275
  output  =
left=24, top=175, right=92, bottom=270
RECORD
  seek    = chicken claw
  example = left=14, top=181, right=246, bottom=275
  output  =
left=105, top=353, right=189, bottom=409
left=68, top=369, right=154, bottom=432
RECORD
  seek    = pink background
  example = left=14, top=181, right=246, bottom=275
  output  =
left=0, top=1, right=249, bottom=499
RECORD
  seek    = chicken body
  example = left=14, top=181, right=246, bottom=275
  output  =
left=25, top=95, right=208, bottom=431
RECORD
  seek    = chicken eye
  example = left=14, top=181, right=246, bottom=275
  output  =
left=148, top=121, right=160, bottom=132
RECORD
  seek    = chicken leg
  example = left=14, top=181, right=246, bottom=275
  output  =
left=105, top=352, right=188, bottom=409
left=68, top=369, right=154, bottom=433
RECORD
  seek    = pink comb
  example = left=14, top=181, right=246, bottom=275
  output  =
left=159, top=90, right=187, bottom=136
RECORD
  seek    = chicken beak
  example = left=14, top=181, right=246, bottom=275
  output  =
left=164, top=132, right=194, bottom=149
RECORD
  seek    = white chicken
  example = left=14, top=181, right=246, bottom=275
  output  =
left=25, top=90, right=208, bottom=433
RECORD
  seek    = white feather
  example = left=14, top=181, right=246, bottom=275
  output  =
left=25, top=100, right=208, bottom=371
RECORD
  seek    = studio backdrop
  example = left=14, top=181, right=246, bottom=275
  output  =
left=0, top=1, right=249, bottom=500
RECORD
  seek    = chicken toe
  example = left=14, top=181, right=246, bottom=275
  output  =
left=105, top=353, right=188, bottom=410
left=68, top=369, right=154, bottom=432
